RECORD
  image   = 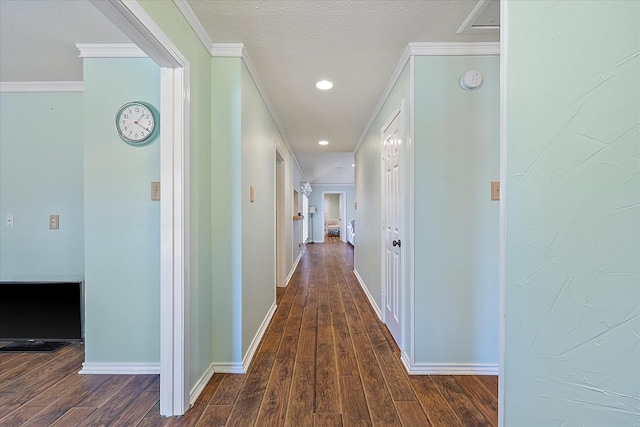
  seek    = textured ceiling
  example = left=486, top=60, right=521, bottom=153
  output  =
left=0, top=0, right=499, bottom=184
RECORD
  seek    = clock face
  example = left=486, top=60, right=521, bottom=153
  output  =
left=115, top=102, right=157, bottom=145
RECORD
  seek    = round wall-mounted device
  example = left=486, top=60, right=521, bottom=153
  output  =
left=460, top=70, right=483, bottom=90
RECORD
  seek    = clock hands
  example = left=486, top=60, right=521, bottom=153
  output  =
left=133, top=113, right=151, bottom=132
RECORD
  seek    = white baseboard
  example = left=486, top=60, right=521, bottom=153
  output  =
left=189, top=363, right=215, bottom=406
left=406, top=362, right=499, bottom=375
left=211, top=362, right=245, bottom=374
left=353, top=268, right=382, bottom=320
left=242, top=301, right=277, bottom=372
left=78, top=362, right=160, bottom=375
left=284, top=250, right=303, bottom=286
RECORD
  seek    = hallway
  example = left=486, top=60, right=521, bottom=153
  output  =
left=0, top=241, right=497, bottom=426
left=156, top=241, right=498, bottom=426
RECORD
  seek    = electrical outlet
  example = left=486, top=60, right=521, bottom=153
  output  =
left=151, top=182, right=160, bottom=201
left=49, top=214, right=59, bottom=230
left=6, top=214, right=14, bottom=227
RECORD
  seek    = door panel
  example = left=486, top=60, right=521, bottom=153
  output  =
left=382, top=110, right=402, bottom=346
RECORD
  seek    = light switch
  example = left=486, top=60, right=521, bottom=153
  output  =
left=491, top=182, right=500, bottom=201
left=49, top=214, right=59, bottom=230
left=151, top=182, right=161, bottom=201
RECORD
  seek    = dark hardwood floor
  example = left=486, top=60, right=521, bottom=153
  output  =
left=0, top=242, right=497, bottom=426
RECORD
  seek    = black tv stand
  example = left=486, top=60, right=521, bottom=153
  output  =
left=0, top=341, right=67, bottom=353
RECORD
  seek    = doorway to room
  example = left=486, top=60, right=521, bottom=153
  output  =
left=321, top=191, right=347, bottom=243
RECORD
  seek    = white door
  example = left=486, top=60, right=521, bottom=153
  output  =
left=382, top=109, right=402, bottom=346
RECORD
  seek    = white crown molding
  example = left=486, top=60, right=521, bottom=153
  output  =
left=76, top=43, right=148, bottom=58
left=408, top=42, right=500, bottom=56
left=172, top=0, right=307, bottom=180
left=355, top=41, right=500, bottom=152
left=0, top=81, right=83, bottom=93
left=310, top=183, right=355, bottom=187
left=211, top=43, right=244, bottom=57
left=78, top=362, right=161, bottom=375
left=173, top=0, right=213, bottom=50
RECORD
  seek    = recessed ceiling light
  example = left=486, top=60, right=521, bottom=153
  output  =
left=315, top=80, right=333, bottom=90
left=352, top=164, right=355, bottom=167
left=318, top=140, right=329, bottom=146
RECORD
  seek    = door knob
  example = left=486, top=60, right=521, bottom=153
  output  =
left=392, top=240, right=401, bottom=247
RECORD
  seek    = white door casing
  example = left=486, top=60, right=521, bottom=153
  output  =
left=382, top=108, right=403, bottom=347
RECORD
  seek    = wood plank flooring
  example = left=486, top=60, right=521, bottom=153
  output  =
left=0, top=241, right=497, bottom=426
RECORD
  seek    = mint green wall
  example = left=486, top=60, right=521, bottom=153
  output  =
left=354, top=63, right=410, bottom=307
left=83, top=58, right=160, bottom=363
left=241, top=62, right=280, bottom=355
left=211, top=57, right=243, bottom=365
left=290, top=160, right=304, bottom=266
left=0, top=92, right=84, bottom=281
left=504, top=1, right=640, bottom=425
left=139, top=0, right=215, bottom=388
left=413, top=56, right=499, bottom=365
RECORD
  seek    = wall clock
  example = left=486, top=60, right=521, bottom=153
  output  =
left=115, top=101, right=159, bottom=146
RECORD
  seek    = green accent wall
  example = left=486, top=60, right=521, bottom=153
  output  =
left=413, top=55, right=499, bottom=365
left=83, top=57, right=160, bottom=363
left=0, top=92, right=84, bottom=282
left=504, top=1, right=640, bottom=425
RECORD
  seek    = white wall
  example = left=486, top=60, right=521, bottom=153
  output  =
left=504, top=1, right=640, bottom=425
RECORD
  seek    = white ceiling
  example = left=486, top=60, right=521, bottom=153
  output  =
left=0, top=0, right=499, bottom=184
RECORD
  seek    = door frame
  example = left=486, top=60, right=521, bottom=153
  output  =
left=91, top=0, right=190, bottom=416
left=380, top=103, right=407, bottom=352
left=275, top=148, right=286, bottom=287
left=321, top=191, right=347, bottom=242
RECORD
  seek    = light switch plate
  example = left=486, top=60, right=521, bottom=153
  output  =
left=491, top=182, right=500, bottom=201
left=151, top=182, right=161, bottom=201
left=49, top=214, right=59, bottom=230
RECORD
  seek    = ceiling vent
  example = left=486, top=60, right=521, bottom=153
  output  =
left=458, top=0, right=500, bottom=34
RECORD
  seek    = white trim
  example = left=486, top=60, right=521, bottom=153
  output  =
left=408, top=41, right=500, bottom=56
left=91, top=0, right=190, bottom=416
left=406, top=363, right=499, bottom=376
left=286, top=249, right=303, bottom=286
left=189, top=363, right=215, bottom=406
left=173, top=0, right=213, bottom=50
left=0, top=81, right=83, bottom=93
left=79, top=362, right=161, bottom=375
left=499, top=1, right=508, bottom=426
left=211, top=43, right=245, bottom=57
left=458, top=0, right=500, bottom=34
left=212, top=362, right=245, bottom=374
left=407, top=56, right=416, bottom=369
left=76, top=43, right=147, bottom=58
left=355, top=42, right=500, bottom=152
left=353, top=269, right=382, bottom=320
left=241, top=301, right=277, bottom=373
left=309, top=183, right=355, bottom=187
